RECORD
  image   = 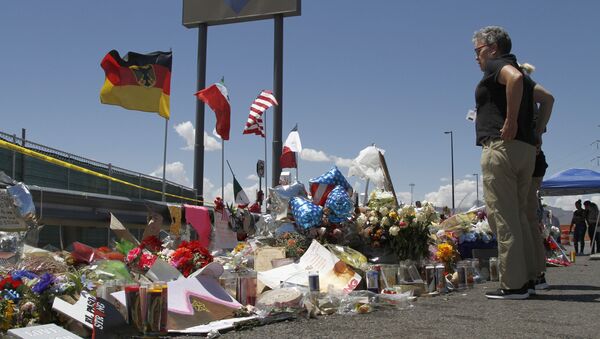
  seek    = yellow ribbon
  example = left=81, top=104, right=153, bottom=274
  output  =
left=0, top=139, right=211, bottom=206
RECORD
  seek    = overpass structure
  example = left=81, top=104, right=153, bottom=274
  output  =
left=0, top=130, right=200, bottom=249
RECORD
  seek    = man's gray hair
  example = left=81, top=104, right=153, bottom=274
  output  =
left=472, top=26, right=512, bottom=54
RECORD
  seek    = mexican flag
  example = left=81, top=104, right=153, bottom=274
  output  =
left=233, top=176, right=250, bottom=207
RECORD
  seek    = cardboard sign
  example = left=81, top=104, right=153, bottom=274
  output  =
left=0, top=189, right=25, bottom=231
left=7, top=323, right=83, bottom=339
left=109, top=213, right=139, bottom=245
left=253, top=246, right=286, bottom=293
left=184, top=205, right=211, bottom=248
left=212, top=210, right=238, bottom=250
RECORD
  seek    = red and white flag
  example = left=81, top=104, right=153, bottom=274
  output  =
left=242, top=90, right=278, bottom=137
left=196, top=81, right=231, bottom=140
left=280, top=125, right=302, bottom=169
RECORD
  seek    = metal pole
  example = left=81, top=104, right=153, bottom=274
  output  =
left=21, top=128, right=26, bottom=182
left=11, top=134, right=16, bottom=178
left=264, top=111, right=268, bottom=196
left=221, top=139, right=225, bottom=200
left=194, top=23, right=208, bottom=205
left=409, top=183, right=415, bottom=205
left=272, top=14, right=284, bottom=188
left=108, top=163, right=112, bottom=195
left=161, top=118, right=168, bottom=202
left=445, top=131, right=455, bottom=214
left=473, top=173, right=479, bottom=206
left=450, top=132, right=455, bottom=213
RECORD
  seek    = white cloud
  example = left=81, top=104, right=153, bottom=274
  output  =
left=300, top=148, right=330, bottom=162
left=424, top=179, right=482, bottom=212
left=440, top=177, right=449, bottom=182
left=174, top=121, right=221, bottom=151
left=203, top=181, right=260, bottom=205
left=300, top=148, right=352, bottom=168
left=332, top=156, right=353, bottom=168
left=247, top=174, right=259, bottom=181
left=149, top=161, right=191, bottom=187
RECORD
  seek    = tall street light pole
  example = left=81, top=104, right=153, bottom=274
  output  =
left=444, top=131, right=455, bottom=214
left=472, top=173, right=479, bottom=207
left=409, top=183, right=415, bottom=205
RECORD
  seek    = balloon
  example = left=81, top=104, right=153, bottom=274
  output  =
left=289, top=197, right=323, bottom=229
left=325, top=185, right=353, bottom=223
left=268, top=182, right=307, bottom=221
left=309, top=166, right=352, bottom=206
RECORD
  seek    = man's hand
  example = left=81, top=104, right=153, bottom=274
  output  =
left=500, top=119, right=518, bottom=140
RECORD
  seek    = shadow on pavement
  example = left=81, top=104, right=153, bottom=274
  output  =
left=532, top=293, right=600, bottom=302
left=548, top=284, right=600, bottom=291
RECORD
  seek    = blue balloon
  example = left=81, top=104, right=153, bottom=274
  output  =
left=325, top=185, right=353, bottom=223
left=290, top=197, right=323, bottom=229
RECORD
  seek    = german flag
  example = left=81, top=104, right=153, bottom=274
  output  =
left=100, top=50, right=172, bottom=119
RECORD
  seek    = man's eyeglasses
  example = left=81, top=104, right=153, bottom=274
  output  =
left=474, top=44, right=490, bottom=56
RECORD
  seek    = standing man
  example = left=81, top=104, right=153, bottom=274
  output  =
left=570, top=200, right=587, bottom=255
left=472, top=26, right=537, bottom=300
left=520, top=63, right=554, bottom=291
left=584, top=200, right=599, bottom=254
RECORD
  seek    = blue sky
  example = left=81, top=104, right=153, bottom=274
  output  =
left=2, top=1, right=599, bottom=212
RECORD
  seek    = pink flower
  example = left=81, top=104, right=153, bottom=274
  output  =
left=398, top=221, right=408, bottom=229
left=139, top=252, right=157, bottom=270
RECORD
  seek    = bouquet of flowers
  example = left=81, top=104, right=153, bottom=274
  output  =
left=434, top=242, right=460, bottom=274
left=274, top=232, right=309, bottom=258
left=125, top=236, right=161, bottom=272
left=388, top=203, right=436, bottom=261
left=169, top=240, right=213, bottom=277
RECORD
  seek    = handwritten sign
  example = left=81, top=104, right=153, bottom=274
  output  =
left=0, top=189, right=25, bottom=231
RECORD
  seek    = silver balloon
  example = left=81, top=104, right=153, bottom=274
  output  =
left=7, top=183, right=37, bottom=225
left=268, top=181, right=308, bottom=221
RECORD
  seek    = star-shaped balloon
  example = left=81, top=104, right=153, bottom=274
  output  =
left=309, top=166, right=352, bottom=206
left=289, top=197, right=323, bottom=229
left=325, top=185, right=353, bottom=223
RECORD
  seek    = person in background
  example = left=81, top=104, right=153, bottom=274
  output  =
left=472, top=26, right=538, bottom=300
left=520, top=62, right=554, bottom=291
left=584, top=200, right=599, bottom=254
left=570, top=199, right=587, bottom=255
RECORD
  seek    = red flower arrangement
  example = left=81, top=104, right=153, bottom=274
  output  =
left=0, top=276, right=22, bottom=290
left=169, top=240, right=213, bottom=277
left=125, top=236, right=161, bottom=272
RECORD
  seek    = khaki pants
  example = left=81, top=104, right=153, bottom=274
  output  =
left=526, top=176, right=546, bottom=279
left=481, top=139, right=536, bottom=289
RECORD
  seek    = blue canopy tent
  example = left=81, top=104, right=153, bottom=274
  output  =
left=540, top=168, right=600, bottom=260
left=540, top=168, right=600, bottom=196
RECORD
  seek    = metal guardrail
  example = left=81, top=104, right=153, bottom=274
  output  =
left=0, top=130, right=197, bottom=198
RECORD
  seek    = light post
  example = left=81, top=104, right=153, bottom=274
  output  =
left=472, top=173, right=479, bottom=207
left=409, top=183, right=415, bottom=205
left=444, top=131, right=455, bottom=214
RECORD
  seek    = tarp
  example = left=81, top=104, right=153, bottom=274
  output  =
left=540, top=168, right=600, bottom=196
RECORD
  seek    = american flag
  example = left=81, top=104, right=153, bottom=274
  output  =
left=309, top=167, right=352, bottom=206
left=243, top=90, right=278, bottom=137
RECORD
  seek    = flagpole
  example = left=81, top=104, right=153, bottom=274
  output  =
left=221, top=139, right=225, bottom=200
left=263, top=112, right=268, bottom=213
left=161, top=118, right=168, bottom=202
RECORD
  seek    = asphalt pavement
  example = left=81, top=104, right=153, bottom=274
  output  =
left=222, top=244, right=600, bottom=339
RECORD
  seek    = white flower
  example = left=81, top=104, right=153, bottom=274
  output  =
left=416, top=212, right=427, bottom=223
left=369, top=216, right=380, bottom=225
left=381, top=216, right=391, bottom=227
left=356, top=214, right=368, bottom=227
left=379, top=207, right=389, bottom=216
left=389, top=226, right=400, bottom=236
